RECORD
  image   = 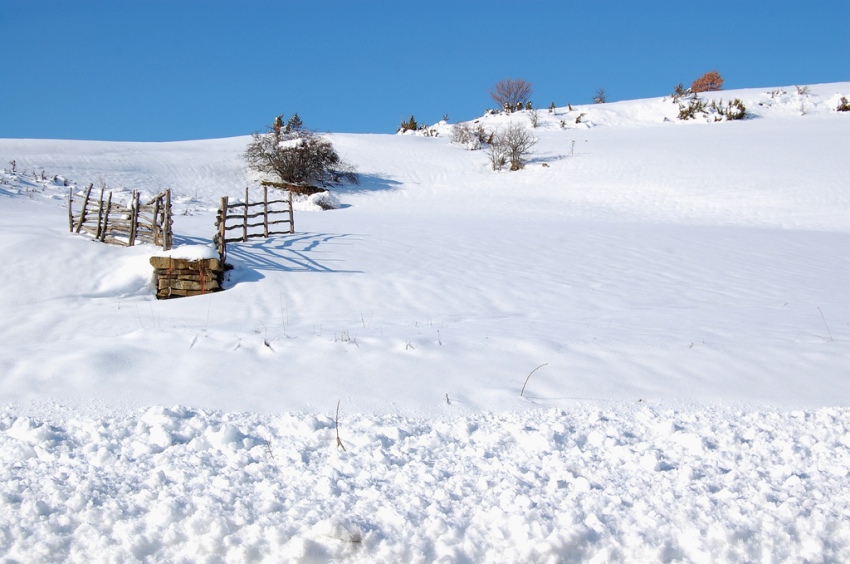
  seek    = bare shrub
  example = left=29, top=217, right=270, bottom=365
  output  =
left=593, top=88, right=607, bottom=104
left=489, top=78, right=533, bottom=113
left=691, top=70, right=724, bottom=93
left=487, top=141, right=508, bottom=171
left=490, top=122, right=537, bottom=171
left=451, top=122, right=484, bottom=150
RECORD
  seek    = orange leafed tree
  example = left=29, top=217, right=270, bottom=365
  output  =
left=691, top=70, right=724, bottom=93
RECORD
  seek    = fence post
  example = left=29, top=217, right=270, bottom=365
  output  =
left=243, top=186, right=249, bottom=242
left=129, top=191, right=139, bottom=246
left=152, top=196, right=161, bottom=247
left=164, top=189, right=172, bottom=250
left=100, top=191, right=112, bottom=242
left=95, top=187, right=106, bottom=240
left=74, top=184, right=93, bottom=233
left=67, top=188, right=74, bottom=232
left=288, top=190, right=294, bottom=233
left=217, top=196, right=229, bottom=261
left=263, top=184, right=269, bottom=238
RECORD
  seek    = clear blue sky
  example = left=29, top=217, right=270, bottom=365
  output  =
left=3, top=1, right=848, bottom=141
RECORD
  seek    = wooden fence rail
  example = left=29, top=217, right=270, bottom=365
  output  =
left=214, top=185, right=294, bottom=260
left=68, top=184, right=173, bottom=250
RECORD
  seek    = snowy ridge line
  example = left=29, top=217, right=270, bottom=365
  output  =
left=406, top=82, right=850, bottom=136
left=2, top=404, right=848, bottom=562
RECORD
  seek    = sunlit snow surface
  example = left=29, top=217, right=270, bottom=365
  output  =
left=1, top=83, right=848, bottom=561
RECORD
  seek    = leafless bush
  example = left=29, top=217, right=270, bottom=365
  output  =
left=487, top=140, right=508, bottom=171
left=489, top=78, right=533, bottom=113
left=795, top=86, right=812, bottom=115
left=490, top=122, right=537, bottom=171
left=451, top=122, right=485, bottom=150
left=593, top=88, right=607, bottom=104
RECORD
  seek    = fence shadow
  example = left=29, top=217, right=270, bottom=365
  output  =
left=332, top=174, right=402, bottom=195
left=222, top=232, right=363, bottom=282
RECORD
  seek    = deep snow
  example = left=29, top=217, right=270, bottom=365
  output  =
left=1, top=83, right=848, bottom=562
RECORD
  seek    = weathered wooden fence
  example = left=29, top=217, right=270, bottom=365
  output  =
left=68, top=184, right=173, bottom=250
left=214, top=186, right=294, bottom=260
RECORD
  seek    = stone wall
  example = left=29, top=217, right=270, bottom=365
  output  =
left=150, top=256, right=223, bottom=299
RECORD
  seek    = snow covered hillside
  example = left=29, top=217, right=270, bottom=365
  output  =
left=1, top=83, right=848, bottom=562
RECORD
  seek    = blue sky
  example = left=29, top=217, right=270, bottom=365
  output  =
left=3, top=1, right=848, bottom=141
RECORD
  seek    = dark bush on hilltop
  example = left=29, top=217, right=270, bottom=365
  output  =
left=398, top=115, right=418, bottom=133
left=593, top=88, right=607, bottom=104
left=678, top=97, right=747, bottom=121
left=243, top=114, right=358, bottom=189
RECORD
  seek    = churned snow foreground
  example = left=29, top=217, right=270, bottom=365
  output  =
left=1, top=405, right=848, bottom=562
left=1, top=83, right=849, bottom=561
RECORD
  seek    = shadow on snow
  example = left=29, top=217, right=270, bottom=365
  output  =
left=333, top=174, right=402, bottom=195
left=214, top=232, right=364, bottom=285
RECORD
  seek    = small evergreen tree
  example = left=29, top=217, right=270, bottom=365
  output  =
left=285, top=113, right=304, bottom=133
left=398, top=115, right=418, bottom=133
left=671, top=83, right=690, bottom=101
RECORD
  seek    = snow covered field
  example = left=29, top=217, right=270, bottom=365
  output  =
left=1, top=83, right=849, bottom=562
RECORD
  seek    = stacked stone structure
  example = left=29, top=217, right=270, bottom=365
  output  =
left=150, top=256, right=223, bottom=299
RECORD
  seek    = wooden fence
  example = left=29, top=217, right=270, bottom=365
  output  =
left=68, top=184, right=173, bottom=250
left=214, top=186, right=294, bottom=260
